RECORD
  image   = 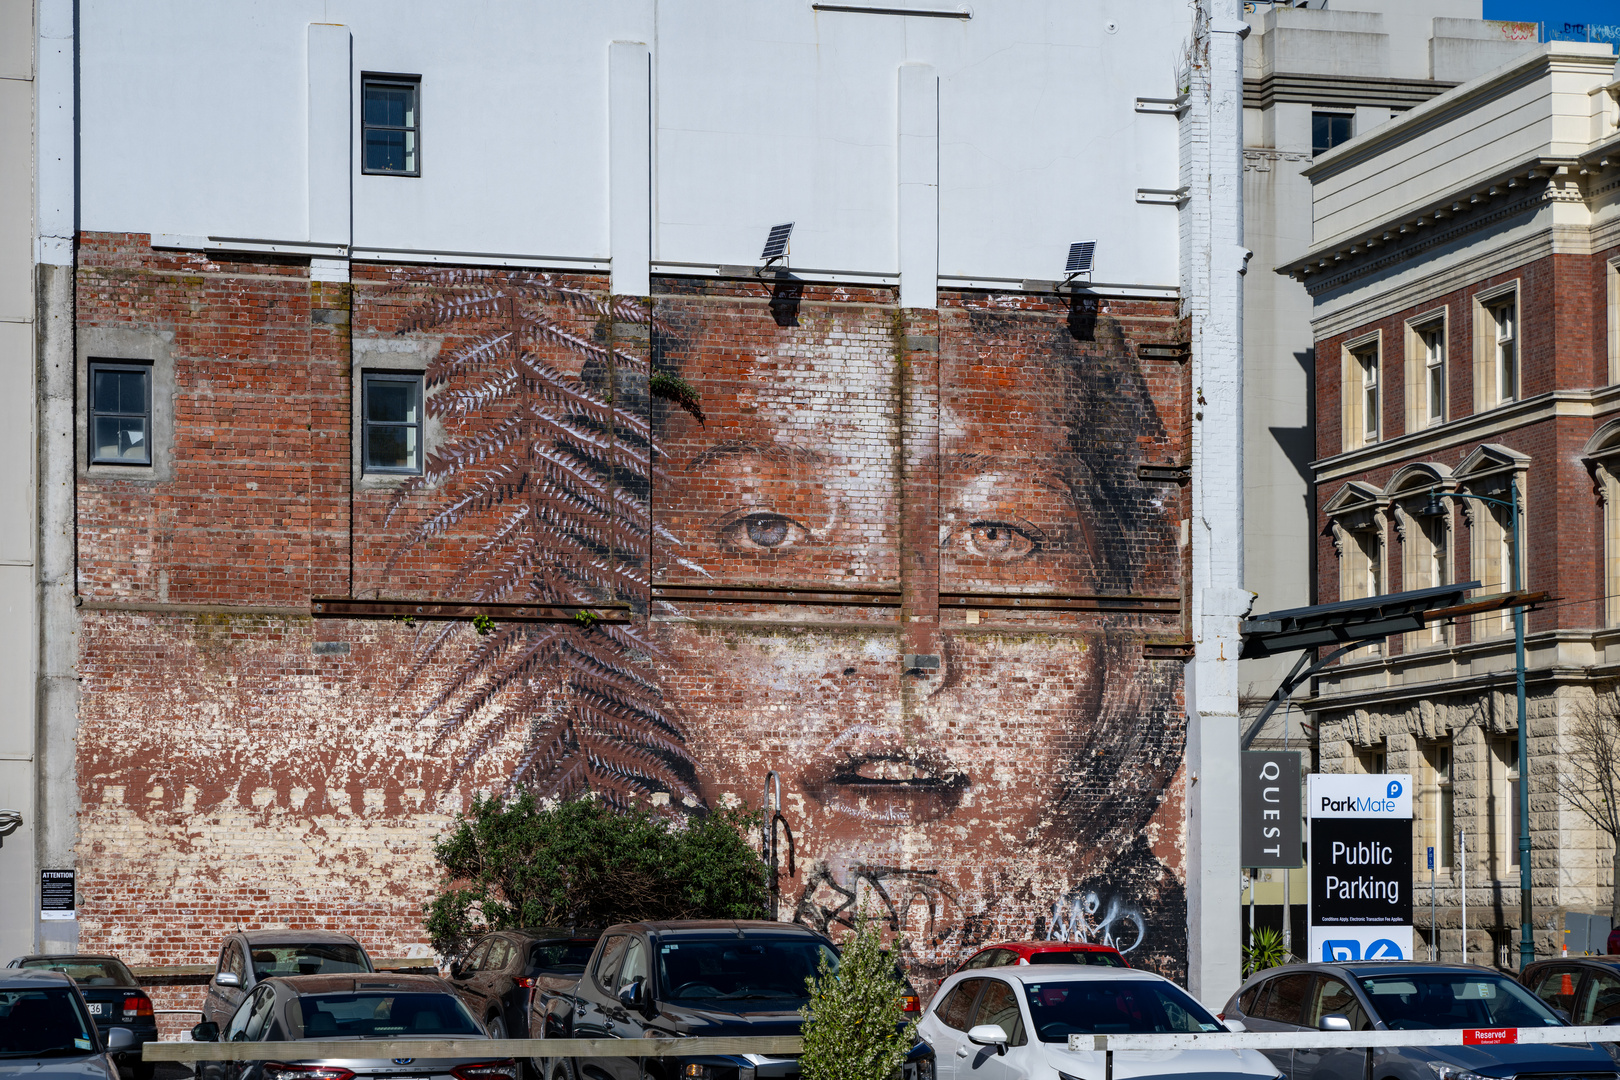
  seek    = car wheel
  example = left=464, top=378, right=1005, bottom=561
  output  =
left=548, top=1058, right=577, bottom=1080
left=488, top=1013, right=507, bottom=1039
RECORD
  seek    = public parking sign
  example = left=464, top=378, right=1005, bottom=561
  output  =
left=1241, top=751, right=1302, bottom=867
left=1307, top=774, right=1413, bottom=962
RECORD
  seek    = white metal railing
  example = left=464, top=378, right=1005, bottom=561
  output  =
left=1075, top=1026, right=1620, bottom=1080
left=144, top=1037, right=806, bottom=1063
left=1077, top=1026, right=1620, bottom=1051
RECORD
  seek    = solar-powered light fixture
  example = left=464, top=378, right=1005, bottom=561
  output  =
left=1063, top=241, right=1097, bottom=287
left=760, top=222, right=794, bottom=269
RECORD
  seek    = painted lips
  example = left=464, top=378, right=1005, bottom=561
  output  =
left=805, top=750, right=968, bottom=825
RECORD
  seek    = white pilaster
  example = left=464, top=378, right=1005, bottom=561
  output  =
left=897, top=62, right=938, bottom=311
left=609, top=40, right=652, bottom=298
left=1184, top=0, right=1250, bottom=1005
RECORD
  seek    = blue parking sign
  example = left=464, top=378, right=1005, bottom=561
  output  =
left=1427, top=846, right=1434, bottom=870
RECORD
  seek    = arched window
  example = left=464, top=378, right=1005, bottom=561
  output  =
left=1453, top=444, right=1529, bottom=640
left=1387, top=463, right=1453, bottom=650
left=1324, top=482, right=1388, bottom=656
left=1583, top=421, right=1620, bottom=627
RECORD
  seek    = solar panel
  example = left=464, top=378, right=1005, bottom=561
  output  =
left=761, top=222, right=794, bottom=262
left=1066, top=241, right=1097, bottom=276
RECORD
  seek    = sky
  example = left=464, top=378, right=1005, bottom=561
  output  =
left=1482, top=0, right=1620, bottom=30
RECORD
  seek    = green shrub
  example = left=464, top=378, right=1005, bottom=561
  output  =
left=423, top=793, right=766, bottom=962
left=1242, top=925, right=1290, bottom=976
left=799, top=910, right=916, bottom=1080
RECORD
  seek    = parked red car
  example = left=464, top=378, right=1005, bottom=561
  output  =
left=952, top=940, right=1128, bottom=974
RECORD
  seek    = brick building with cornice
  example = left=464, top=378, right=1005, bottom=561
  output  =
left=1286, top=41, right=1620, bottom=967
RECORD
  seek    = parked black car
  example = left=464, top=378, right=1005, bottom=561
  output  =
left=528, top=920, right=935, bottom=1080
left=1223, top=961, right=1615, bottom=1080
left=446, top=928, right=601, bottom=1038
left=6, top=954, right=157, bottom=1079
left=1522, top=955, right=1620, bottom=1036
left=200, top=929, right=374, bottom=1029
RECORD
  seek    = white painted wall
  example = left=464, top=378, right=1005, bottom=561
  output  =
left=78, top=0, right=1190, bottom=290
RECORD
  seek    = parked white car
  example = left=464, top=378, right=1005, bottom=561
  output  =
left=917, top=966, right=1284, bottom=1080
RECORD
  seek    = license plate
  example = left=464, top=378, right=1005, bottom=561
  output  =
left=87, top=1002, right=105, bottom=1017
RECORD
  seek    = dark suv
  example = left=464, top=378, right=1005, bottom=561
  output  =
left=446, top=928, right=600, bottom=1038
left=1223, top=961, right=1616, bottom=1080
left=201, top=929, right=373, bottom=1029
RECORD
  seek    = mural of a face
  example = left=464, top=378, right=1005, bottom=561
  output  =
left=650, top=300, right=1185, bottom=979
left=378, top=275, right=1184, bottom=980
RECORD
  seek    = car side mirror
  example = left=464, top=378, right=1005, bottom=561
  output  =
left=617, top=977, right=645, bottom=1009
left=215, top=972, right=240, bottom=988
left=1224, top=1019, right=1248, bottom=1033
left=1554, top=1008, right=1572, bottom=1023
left=1319, top=1014, right=1353, bottom=1032
left=190, top=1021, right=220, bottom=1043
left=105, top=1028, right=135, bottom=1052
left=967, top=1024, right=1009, bottom=1055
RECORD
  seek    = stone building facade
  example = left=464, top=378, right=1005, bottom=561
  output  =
left=1288, top=42, right=1620, bottom=966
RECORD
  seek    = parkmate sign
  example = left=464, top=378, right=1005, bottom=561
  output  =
left=1307, top=774, right=1413, bottom=962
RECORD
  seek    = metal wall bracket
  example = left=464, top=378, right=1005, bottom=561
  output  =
left=1136, top=187, right=1191, bottom=206
left=1135, top=96, right=1190, bottom=117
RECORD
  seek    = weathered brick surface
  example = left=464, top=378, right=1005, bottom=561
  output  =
left=74, top=235, right=1192, bottom=989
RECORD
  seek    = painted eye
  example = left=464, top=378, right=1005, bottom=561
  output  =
left=722, top=512, right=807, bottom=552
left=956, top=521, right=1037, bottom=561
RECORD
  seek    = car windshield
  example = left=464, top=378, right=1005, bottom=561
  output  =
left=249, top=944, right=369, bottom=980
left=293, top=992, right=481, bottom=1037
left=18, top=959, right=135, bottom=986
left=1023, top=979, right=1224, bottom=1042
left=658, top=937, right=838, bottom=1003
left=531, top=942, right=598, bottom=973
left=0, top=988, right=98, bottom=1056
left=1359, top=973, right=1563, bottom=1029
left=1029, top=951, right=1126, bottom=968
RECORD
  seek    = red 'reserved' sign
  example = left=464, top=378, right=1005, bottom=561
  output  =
left=1463, top=1029, right=1517, bottom=1045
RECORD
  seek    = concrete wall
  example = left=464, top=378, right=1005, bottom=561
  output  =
left=78, top=0, right=1188, bottom=292
left=0, top=0, right=38, bottom=962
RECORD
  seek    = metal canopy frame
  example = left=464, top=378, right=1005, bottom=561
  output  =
left=1239, top=581, right=1547, bottom=749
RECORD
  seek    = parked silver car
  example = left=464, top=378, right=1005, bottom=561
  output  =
left=191, top=973, right=515, bottom=1080
left=1221, top=962, right=1617, bottom=1080
left=0, top=968, right=134, bottom=1080
left=201, top=930, right=374, bottom=1029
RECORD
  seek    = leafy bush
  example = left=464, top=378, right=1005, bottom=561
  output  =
left=424, top=793, right=766, bottom=961
left=799, top=911, right=916, bottom=1080
left=1242, top=925, right=1290, bottom=977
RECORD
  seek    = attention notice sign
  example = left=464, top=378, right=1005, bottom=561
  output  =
left=1307, top=773, right=1413, bottom=962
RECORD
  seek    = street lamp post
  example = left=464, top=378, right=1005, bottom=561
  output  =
left=1424, top=482, right=1530, bottom=967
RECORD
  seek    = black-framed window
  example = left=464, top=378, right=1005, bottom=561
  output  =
left=362, top=75, right=420, bottom=175
left=1312, top=111, right=1354, bottom=155
left=362, top=372, right=423, bottom=473
left=89, top=361, right=151, bottom=465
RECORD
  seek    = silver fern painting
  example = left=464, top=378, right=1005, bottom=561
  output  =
left=372, top=268, right=1190, bottom=984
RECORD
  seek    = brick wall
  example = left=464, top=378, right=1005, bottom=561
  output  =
left=73, top=234, right=1193, bottom=988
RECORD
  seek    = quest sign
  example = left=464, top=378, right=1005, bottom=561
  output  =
left=1307, top=773, right=1413, bottom=962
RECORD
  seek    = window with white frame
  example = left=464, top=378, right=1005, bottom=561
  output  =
left=1359, top=745, right=1386, bottom=774
left=1425, top=741, right=1455, bottom=870
left=1490, top=300, right=1517, bottom=405
left=1359, top=346, right=1380, bottom=443
left=1423, top=325, right=1446, bottom=426
left=1608, top=472, right=1620, bottom=627
left=1342, top=336, right=1382, bottom=451
left=1403, top=506, right=1449, bottom=649
left=1469, top=493, right=1515, bottom=639
left=1488, top=737, right=1521, bottom=878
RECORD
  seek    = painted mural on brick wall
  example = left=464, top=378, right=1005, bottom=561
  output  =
left=372, top=269, right=1190, bottom=980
